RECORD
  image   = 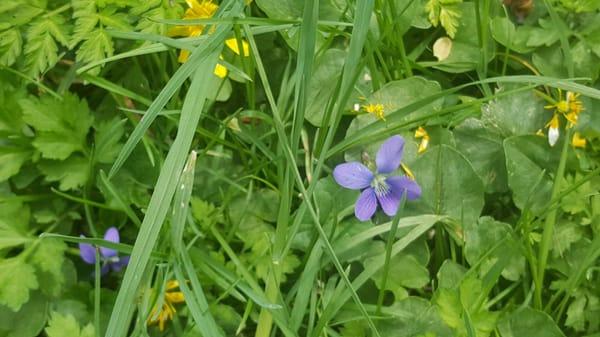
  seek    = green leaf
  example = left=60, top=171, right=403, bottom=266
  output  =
left=498, top=307, right=565, bottom=337
left=481, top=84, right=547, bottom=137
left=525, top=19, right=560, bottom=48
left=305, top=49, right=346, bottom=126
left=76, top=28, right=114, bottom=75
left=38, top=155, right=90, bottom=190
left=0, top=28, right=22, bottom=66
left=0, top=292, right=48, bottom=337
left=45, top=312, right=95, bottom=337
left=93, top=118, right=125, bottom=164
left=410, top=145, right=484, bottom=227
left=464, top=216, right=524, bottom=281
left=565, top=292, right=587, bottom=332
left=30, top=239, right=66, bottom=282
left=0, top=147, right=32, bottom=182
left=532, top=47, right=568, bottom=79
left=489, top=17, right=535, bottom=54
left=428, top=2, right=493, bottom=73
left=434, top=276, right=499, bottom=337
left=369, top=253, right=430, bottom=299
left=0, top=219, right=31, bottom=250
left=0, top=258, right=39, bottom=311
left=20, top=93, right=93, bottom=160
left=376, top=297, right=453, bottom=337
left=23, top=16, right=70, bottom=77
left=454, top=119, right=508, bottom=193
left=503, top=135, right=561, bottom=213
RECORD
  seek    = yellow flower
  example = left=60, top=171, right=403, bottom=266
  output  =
left=400, top=163, right=416, bottom=180
left=571, top=132, right=586, bottom=148
left=147, top=280, right=185, bottom=331
left=414, top=126, right=430, bottom=154
left=546, top=114, right=560, bottom=147
left=363, top=103, right=385, bottom=120
left=544, top=90, right=584, bottom=128
left=170, top=0, right=249, bottom=78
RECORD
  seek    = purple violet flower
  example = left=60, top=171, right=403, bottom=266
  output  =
left=79, top=227, right=129, bottom=275
left=333, top=135, right=421, bottom=221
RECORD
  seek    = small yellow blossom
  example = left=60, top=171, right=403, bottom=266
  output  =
left=363, top=103, right=385, bottom=120
left=414, top=126, right=430, bottom=154
left=546, top=114, right=560, bottom=147
left=571, top=132, right=586, bottom=148
left=147, top=280, right=185, bottom=331
left=170, top=0, right=249, bottom=78
left=544, top=90, right=585, bottom=128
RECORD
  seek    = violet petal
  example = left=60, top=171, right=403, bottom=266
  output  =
left=333, top=162, right=374, bottom=190
left=376, top=136, right=405, bottom=174
left=387, top=176, right=422, bottom=200
left=355, top=187, right=378, bottom=221
left=376, top=189, right=401, bottom=216
left=100, top=227, right=119, bottom=258
left=78, top=237, right=96, bottom=265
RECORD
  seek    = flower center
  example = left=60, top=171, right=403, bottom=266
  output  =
left=107, top=256, right=120, bottom=264
left=371, top=174, right=390, bottom=197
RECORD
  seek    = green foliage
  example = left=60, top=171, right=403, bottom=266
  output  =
left=45, top=312, right=95, bottom=337
left=425, top=0, right=462, bottom=38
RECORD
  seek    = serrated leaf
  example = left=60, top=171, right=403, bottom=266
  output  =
left=23, top=16, right=70, bottom=76
left=0, top=147, right=32, bottom=182
left=71, top=0, right=98, bottom=47
left=76, top=28, right=114, bottom=75
left=0, top=258, right=39, bottom=311
left=0, top=218, right=31, bottom=250
left=93, top=118, right=125, bottom=164
left=498, top=307, right=565, bottom=337
left=30, top=238, right=66, bottom=278
left=38, top=155, right=90, bottom=190
left=0, top=28, right=22, bottom=66
left=20, top=93, right=93, bottom=160
left=45, top=312, right=95, bottom=337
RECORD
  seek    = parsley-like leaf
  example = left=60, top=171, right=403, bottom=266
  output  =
left=0, top=258, right=39, bottom=311
left=20, top=93, right=93, bottom=160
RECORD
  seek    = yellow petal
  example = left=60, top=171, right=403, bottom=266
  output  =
left=225, top=38, right=250, bottom=56
left=418, top=137, right=429, bottom=154
left=178, top=50, right=191, bottom=63
left=214, top=56, right=228, bottom=78
left=166, top=291, right=185, bottom=304
left=572, top=132, right=586, bottom=148
left=166, top=280, right=180, bottom=290
left=400, top=163, right=416, bottom=180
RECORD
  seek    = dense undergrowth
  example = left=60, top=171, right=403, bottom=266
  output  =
left=1, top=0, right=600, bottom=336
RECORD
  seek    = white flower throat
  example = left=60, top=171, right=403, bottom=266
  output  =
left=371, top=174, right=390, bottom=196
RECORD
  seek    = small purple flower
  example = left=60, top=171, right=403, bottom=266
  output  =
left=333, top=135, right=421, bottom=221
left=79, top=227, right=129, bottom=275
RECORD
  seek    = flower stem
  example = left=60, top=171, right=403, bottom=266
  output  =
left=535, top=128, right=571, bottom=309
left=376, top=194, right=407, bottom=314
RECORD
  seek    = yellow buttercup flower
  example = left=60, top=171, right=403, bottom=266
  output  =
left=363, top=103, right=385, bottom=120
left=571, top=132, right=586, bottom=148
left=414, top=126, right=430, bottom=154
left=544, top=89, right=584, bottom=128
left=170, top=0, right=249, bottom=78
left=147, top=280, right=185, bottom=331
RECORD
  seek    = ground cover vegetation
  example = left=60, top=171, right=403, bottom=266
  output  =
left=1, top=0, right=600, bottom=336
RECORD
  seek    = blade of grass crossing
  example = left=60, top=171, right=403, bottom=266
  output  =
left=104, top=54, right=221, bottom=337
left=169, top=151, right=223, bottom=336
left=311, top=217, right=442, bottom=337
left=108, top=1, right=243, bottom=178
left=258, top=1, right=319, bottom=336
left=244, top=1, right=381, bottom=334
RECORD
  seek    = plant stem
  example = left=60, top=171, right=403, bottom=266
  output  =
left=535, top=128, right=571, bottom=309
left=376, top=195, right=407, bottom=313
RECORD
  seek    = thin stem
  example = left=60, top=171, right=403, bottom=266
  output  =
left=535, top=128, right=572, bottom=309
left=376, top=194, right=407, bottom=314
